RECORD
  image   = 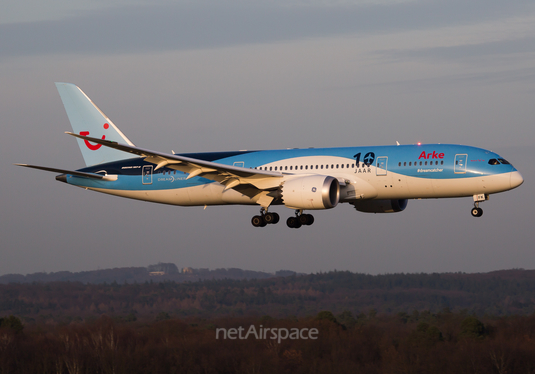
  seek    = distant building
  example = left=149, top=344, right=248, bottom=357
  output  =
left=149, top=271, right=165, bottom=276
left=147, top=263, right=179, bottom=275
left=182, top=267, right=194, bottom=274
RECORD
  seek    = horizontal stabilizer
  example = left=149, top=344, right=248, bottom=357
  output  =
left=14, top=164, right=105, bottom=180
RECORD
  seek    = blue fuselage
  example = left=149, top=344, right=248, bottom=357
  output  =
left=63, top=144, right=521, bottom=207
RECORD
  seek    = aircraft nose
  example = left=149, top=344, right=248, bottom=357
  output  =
left=510, top=171, right=524, bottom=189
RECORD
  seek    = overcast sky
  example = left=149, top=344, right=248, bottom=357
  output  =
left=2, top=0, right=534, bottom=276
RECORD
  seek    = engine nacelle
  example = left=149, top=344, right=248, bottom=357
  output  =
left=282, top=175, right=340, bottom=210
left=352, top=199, right=408, bottom=213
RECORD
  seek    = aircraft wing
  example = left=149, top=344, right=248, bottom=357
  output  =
left=66, top=132, right=284, bottom=193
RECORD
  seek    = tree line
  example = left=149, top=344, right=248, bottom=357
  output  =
left=1, top=310, right=535, bottom=373
left=1, top=269, right=534, bottom=323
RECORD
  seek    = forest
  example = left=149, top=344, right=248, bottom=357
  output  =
left=1, top=269, right=535, bottom=322
left=1, top=310, right=535, bottom=373
left=0, top=265, right=286, bottom=284
left=1, top=269, right=535, bottom=373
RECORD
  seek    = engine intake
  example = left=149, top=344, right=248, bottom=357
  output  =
left=282, top=175, right=340, bottom=210
left=351, top=199, right=408, bottom=213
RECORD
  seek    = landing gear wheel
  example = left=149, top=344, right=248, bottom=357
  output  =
left=299, top=214, right=314, bottom=226
left=251, top=215, right=266, bottom=227
left=471, top=207, right=483, bottom=217
left=287, top=217, right=302, bottom=229
left=264, top=212, right=280, bottom=224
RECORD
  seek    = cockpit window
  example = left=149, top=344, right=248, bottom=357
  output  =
left=488, top=158, right=511, bottom=165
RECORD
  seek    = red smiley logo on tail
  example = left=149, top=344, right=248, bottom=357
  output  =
left=80, top=123, right=109, bottom=151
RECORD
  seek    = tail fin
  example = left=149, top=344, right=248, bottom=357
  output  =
left=55, top=82, right=136, bottom=166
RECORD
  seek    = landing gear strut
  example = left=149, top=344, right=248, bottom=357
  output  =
left=251, top=208, right=280, bottom=227
left=287, top=210, right=314, bottom=229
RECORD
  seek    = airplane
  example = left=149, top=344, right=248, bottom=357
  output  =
left=16, top=83, right=524, bottom=228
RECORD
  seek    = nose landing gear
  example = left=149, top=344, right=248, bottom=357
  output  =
left=471, top=204, right=483, bottom=217
left=470, top=194, right=488, bottom=217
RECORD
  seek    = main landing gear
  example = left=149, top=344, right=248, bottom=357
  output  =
left=251, top=209, right=314, bottom=228
left=286, top=210, right=314, bottom=229
left=251, top=209, right=280, bottom=227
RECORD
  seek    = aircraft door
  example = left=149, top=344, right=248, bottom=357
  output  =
left=376, top=156, right=388, bottom=176
left=454, top=154, right=467, bottom=174
left=142, top=165, right=153, bottom=184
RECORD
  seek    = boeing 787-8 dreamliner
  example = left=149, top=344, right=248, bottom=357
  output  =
left=17, top=83, right=524, bottom=228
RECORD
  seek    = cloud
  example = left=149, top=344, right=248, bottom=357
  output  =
left=380, top=37, right=535, bottom=64
left=1, top=0, right=533, bottom=60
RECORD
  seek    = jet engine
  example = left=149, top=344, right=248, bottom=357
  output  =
left=281, top=175, right=340, bottom=210
left=351, top=199, right=408, bottom=213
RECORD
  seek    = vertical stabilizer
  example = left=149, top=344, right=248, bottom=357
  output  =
left=55, top=82, right=136, bottom=166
